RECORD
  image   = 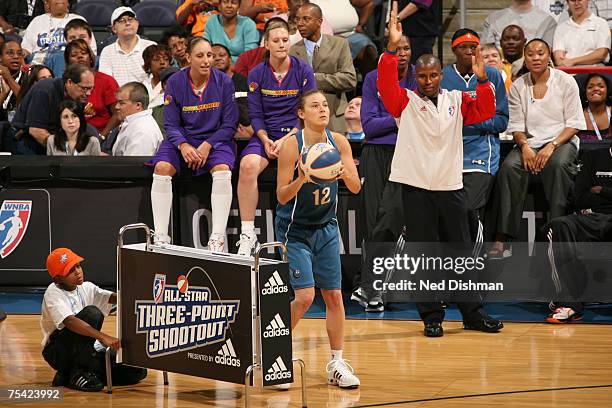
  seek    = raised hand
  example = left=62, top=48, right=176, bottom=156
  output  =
left=471, top=46, right=488, bottom=82
left=387, top=1, right=403, bottom=52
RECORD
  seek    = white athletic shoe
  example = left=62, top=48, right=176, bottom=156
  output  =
left=236, top=233, right=258, bottom=256
left=326, top=359, right=360, bottom=389
left=207, top=234, right=225, bottom=252
left=152, top=232, right=171, bottom=246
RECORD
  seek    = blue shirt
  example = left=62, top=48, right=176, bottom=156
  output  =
left=247, top=56, right=316, bottom=140
left=204, top=15, right=259, bottom=64
left=163, top=67, right=238, bottom=148
left=276, top=129, right=338, bottom=226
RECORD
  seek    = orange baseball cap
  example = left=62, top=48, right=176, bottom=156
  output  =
left=46, top=248, right=84, bottom=278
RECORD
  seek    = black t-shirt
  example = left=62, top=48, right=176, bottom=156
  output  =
left=11, top=77, right=65, bottom=133
left=0, top=0, right=46, bottom=29
left=573, top=146, right=612, bottom=214
left=399, top=0, right=440, bottom=38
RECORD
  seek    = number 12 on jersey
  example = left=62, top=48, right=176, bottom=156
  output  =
left=313, top=187, right=331, bottom=206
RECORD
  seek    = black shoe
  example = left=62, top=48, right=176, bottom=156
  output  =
left=68, top=369, right=104, bottom=392
left=463, top=315, right=504, bottom=333
left=52, top=371, right=68, bottom=387
left=424, top=321, right=443, bottom=337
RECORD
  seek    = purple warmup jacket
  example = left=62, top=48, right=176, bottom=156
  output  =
left=163, top=67, right=238, bottom=149
left=360, top=66, right=417, bottom=145
left=247, top=55, right=316, bottom=140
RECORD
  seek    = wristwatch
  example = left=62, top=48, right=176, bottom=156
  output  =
left=551, top=140, right=559, bottom=149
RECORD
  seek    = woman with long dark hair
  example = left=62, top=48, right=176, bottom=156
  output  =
left=15, top=64, right=54, bottom=107
left=578, top=73, right=612, bottom=141
left=47, top=100, right=101, bottom=156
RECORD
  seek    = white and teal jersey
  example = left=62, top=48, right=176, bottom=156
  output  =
left=276, top=129, right=339, bottom=227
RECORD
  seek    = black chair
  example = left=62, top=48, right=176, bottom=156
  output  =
left=73, top=0, right=116, bottom=53
left=133, top=1, right=177, bottom=43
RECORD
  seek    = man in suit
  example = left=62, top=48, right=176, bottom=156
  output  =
left=290, top=3, right=357, bottom=133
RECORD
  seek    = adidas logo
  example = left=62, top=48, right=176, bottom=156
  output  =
left=264, top=356, right=292, bottom=381
left=263, top=313, right=290, bottom=338
left=215, top=339, right=241, bottom=367
left=261, top=271, right=288, bottom=295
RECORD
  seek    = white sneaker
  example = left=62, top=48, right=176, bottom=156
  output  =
left=326, top=359, right=360, bottom=389
left=152, top=232, right=171, bottom=246
left=236, top=233, right=258, bottom=256
left=207, top=234, right=225, bottom=252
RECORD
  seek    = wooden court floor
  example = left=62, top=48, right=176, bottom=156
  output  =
left=2, top=315, right=612, bottom=407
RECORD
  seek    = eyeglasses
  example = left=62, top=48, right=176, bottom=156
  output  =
left=294, top=16, right=320, bottom=24
left=75, top=82, right=94, bottom=93
left=115, top=16, right=136, bottom=25
left=3, top=50, right=24, bottom=57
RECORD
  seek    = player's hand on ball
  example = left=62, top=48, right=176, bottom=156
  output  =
left=334, top=165, right=345, bottom=181
left=100, top=333, right=121, bottom=351
left=297, top=156, right=311, bottom=183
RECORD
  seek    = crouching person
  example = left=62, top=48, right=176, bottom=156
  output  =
left=41, top=248, right=147, bottom=391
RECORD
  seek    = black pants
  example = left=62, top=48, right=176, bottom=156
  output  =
left=355, top=144, right=395, bottom=292
left=363, top=182, right=483, bottom=322
left=42, top=305, right=146, bottom=385
left=546, top=212, right=612, bottom=313
left=463, top=172, right=495, bottom=245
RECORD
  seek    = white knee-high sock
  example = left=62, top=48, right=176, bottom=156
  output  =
left=151, top=174, right=173, bottom=238
left=211, top=170, right=232, bottom=236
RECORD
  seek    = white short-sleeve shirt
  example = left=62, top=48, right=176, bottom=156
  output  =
left=112, top=110, right=163, bottom=156
left=98, top=36, right=157, bottom=87
left=40, top=281, right=113, bottom=347
left=553, top=14, right=611, bottom=63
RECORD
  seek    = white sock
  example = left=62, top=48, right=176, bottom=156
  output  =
left=151, top=174, right=173, bottom=238
left=241, top=220, right=255, bottom=236
left=330, top=349, right=343, bottom=361
left=211, top=170, right=232, bottom=236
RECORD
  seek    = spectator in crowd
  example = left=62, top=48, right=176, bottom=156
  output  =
left=553, top=0, right=610, bottom=67
left=578, top=73, right=612, bottom=141
left=176, top=0, right=220, bottom=37
left=0, top=0, right=46, bottom=35
left=276, top=0, right=333, bottom=45
left=204, top=0, right=260, bottom=64
left=234, top=46, right=266, bottom=77
left=99, top=6, right=156, bottom=86
left=112, top=82, right=163, bottom=156
left=481, top=0, right=557, bottom=48
left=490, top=39, right=586, bottom=258
left=0, top=40, right=27, bottom=122
left=152, top=67, right=180, bottom=138
left=344, top=97, right=364, bottom=140
left=211, top=43, right=252, bottom=138
left=397, top=0, right=440, bottom=63
left=352, top=32, right=416, bottom=313
left=545, top=146, right=612, bottom=323
left=290, top=3, right=356, bottom=133
left=240, top=0, right=288, bottom=30
left=161, top=26, right=190, bottom=69
left=178, top=0, right=220, bottom=27
left=21, top=0, right=86, bottom=65
left=441, top=29, right=509, bottom=249
left=47, top=99, right=101, bottom=156
left=481, top=43, right=512, bottom=90
left=142, top=45, right=171, bottom=109
left=9, top=64, right=93, bottom=155
left=149, top=37, right=238, bottom=251
left=15, top=65, right=54, bottom=108
left=64, top=39, right=120, bottom=139
left=312, top=0, right=378, bottom=77
left=47, top=18, right=98, bottom=77
left=499, top=25, right=526, bottom=82
left=235, top=18, right=315, bottom=256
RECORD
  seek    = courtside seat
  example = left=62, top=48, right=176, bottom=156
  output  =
left=133, top=1, right=177, bottom=43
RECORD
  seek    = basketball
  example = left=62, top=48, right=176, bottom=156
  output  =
left=177, top=274, right=189, bottom=294
left=300, top=143, right=343, bottom=184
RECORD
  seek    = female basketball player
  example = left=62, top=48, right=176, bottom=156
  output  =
left=275, top=89, right=361, bottom=388
left=236, top=18, right=316, bottom=256
left=149, top=37, right=238, bottom=251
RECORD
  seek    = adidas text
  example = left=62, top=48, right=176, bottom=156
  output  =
left=263, top=328, right=290, bottom=338
left=215, top=355, right=241, bottom=367
left=265, top=371, right=292, bottom=381
left=261, top=285, right=288, bottom=295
